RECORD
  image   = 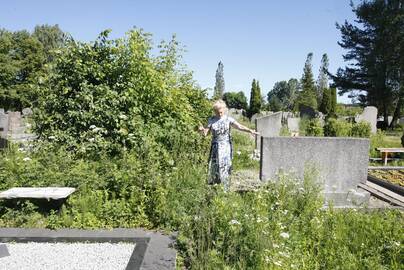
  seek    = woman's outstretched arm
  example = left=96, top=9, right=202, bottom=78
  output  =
left=198, top=125, right=210, bottom=136
left=231, top=121, right=259, bottom=135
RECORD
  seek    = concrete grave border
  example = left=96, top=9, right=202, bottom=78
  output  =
left=0, top=228, right=176, bottom=270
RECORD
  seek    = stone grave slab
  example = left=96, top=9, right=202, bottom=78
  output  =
left=0, top=187, right=76, bottom=200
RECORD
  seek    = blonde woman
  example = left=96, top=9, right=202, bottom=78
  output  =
left=199, top=100, right=259, bottom=191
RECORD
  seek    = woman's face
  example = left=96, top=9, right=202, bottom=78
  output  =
left=214, top=106, right=226, bottom=117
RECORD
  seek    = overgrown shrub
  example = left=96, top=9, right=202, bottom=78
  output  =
left=323, top=118, right=352, bottom=137
left=33, top=29, right=211, bottom=158
left=305, top=118, right=323, bottom=136
left=351, top=121, right=371, bottom=138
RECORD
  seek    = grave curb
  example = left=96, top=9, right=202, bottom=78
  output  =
left=0, top=228, right=176, bottom=270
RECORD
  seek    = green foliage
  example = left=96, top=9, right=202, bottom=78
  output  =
left=324, top=118, right=352, bottom=137
left=279, top=126, right=291, bottom=136
left=334, top=0, right=403, bottom=126
left=351, top=121, right=371, bottom=138
left=305, top=118, right=323, bottom=137
left=223, top=91, right=248, bottom=110
left=33, top=29, right=211, bottom=157
left=319, top=88, right=332, bottom=115
left=176, top=172, right=403, bottom=269
left=402, top=131, right=404, bottom=147
left=336, top=104, right=363, bottom=117
left=0, top=25, right=66, bottom=111
left=248, top=79, right=262, bottom=118
left=267, top=79, right=299, bottom=111
left=329, top=87, right=337, bottom=117
left=297, top=53, right=318, bottom=110
left=317, top=53, right=329, bottom=104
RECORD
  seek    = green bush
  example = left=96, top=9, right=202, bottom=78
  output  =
left=33, top=29, right=211, bottom=158
left=305, top=119, right=323, bottom=137
left=351, top=121, right=371, bottom=138
left=323, top=118, right=352, bottom=137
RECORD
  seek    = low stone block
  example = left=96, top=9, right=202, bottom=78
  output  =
left=0, top=187, right=76, bottom=200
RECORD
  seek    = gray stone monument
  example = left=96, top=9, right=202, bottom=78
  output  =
left=260, top=137, right=370, bottom=207
left=255, top=112, right=282, bottom=150
left=355, top=106, right=378, bottom=133
left=287, top=117, right=300, bottom=133
left=228, top=108, right=244, bottom=121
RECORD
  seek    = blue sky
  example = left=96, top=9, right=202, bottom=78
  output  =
left=1, top=0, right=358, bottom=103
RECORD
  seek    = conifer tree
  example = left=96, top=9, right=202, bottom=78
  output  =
left=298, top=53, right=318, bottom=110
left=317, top=53, right=329, bottom=104
left=213, top=61, right=225, bottom=99
left=248, top=79, right=262, bottom=117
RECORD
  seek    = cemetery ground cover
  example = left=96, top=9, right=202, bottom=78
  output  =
left=0, top=28, right=402, bottom=269
left=0, top=129, right=403, bottom=269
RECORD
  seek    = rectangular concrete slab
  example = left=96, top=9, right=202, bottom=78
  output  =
left=260, top=137, right=370, bottom=206
left=0, top=187, right=76, bottom=200
left=255, top=112, right=282, bottom=150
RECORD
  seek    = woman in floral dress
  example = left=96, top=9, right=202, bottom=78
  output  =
left=199, top=100, right=259, bottom=191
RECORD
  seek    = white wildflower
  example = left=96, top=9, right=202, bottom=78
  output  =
left=48, top=135, right=56, bottom=140
left=89, top=125, right=96, bottom=129
left=88, top=138, right=95, bottom=142
left=229, top=219, right=241, bottom=225
left=23, top=157, right=31, bottom=162
left=273, top=243, right=279, bottom=248
left=236, top=151, right=241, bottom=155
left=279, top=251, right=290, bottom=258
left=119, top=114, right=128, bottom=120
left=280, top=232, right=289, bottom=239
left=274, top=261, right=282, bottom=266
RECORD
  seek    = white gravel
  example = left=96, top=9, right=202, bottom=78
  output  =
left=0, top=242, right=135, bottom=270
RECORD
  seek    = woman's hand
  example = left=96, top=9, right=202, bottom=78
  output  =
left=198, top=125, right=209, bottom=136
left=250, top=129, right=260, bottom=136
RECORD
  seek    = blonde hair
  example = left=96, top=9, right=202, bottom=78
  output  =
left=213, top=99, right=228, bottom=113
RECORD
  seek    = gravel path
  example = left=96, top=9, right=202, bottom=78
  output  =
left=0, top=242, right=135, bottom=270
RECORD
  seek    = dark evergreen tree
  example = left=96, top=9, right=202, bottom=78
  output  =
left=319, top=88, right=332, bottom=115
left=213, top=61, right=225, bottom=99
left=297, top=53, right=318, bottom=111
left=331, top=0, right=403, bottom=127
left=248, top=79, right=262, bottom=117
left=329, top=87, right=337, bottom=117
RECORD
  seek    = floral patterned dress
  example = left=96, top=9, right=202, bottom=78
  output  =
left=207, top=115, right=236, bottom=190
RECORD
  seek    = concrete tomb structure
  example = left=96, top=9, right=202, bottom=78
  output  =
left=0, top=109, right=36, bottom=147
left=260, top=137, right=370, bottom=207
left=355, top=106, right=378, bottom=133
left=255, top=112, right=282, bottom=150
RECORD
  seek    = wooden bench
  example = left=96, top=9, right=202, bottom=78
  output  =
left=376, top=148, right=404, bottom=166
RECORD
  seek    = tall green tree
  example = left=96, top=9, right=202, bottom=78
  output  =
left=319, top=88, right=332, bottom=115
left=248, top=79, right=262, bottom=117
left=0, top=25, right=66, bottom=110
left=297, top=53, right=318, bottom=111
left=317, top=53, right=329, bottom=104
left=213, top=61, right=225, bottom=99
left=223, top=91, right=248, bottom=110
left=267, top=78, right=299, bottom=111
left=330, top=87, right=337, bottom=117
left=332, top=0, right=403, bottom=127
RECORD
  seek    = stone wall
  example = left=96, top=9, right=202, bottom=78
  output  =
left=260, top=137, right=370, bottom=207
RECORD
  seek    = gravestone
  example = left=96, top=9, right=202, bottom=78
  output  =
left=387, top=116, right=393, bottom=126
left=228, top=108, right=244, bottom=121
left=0, top=113, right=9, bottom=138
left=400, top=117, right=404, bottom=125
left=0, top=187, right=76, bottom=200
left=260, top=137, right=370, bottom=207
left=255, top=112, right=282, bottom=150
left=287, top=117, right=300, bottom=133
left=355, top=106, right=378, bottom=133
